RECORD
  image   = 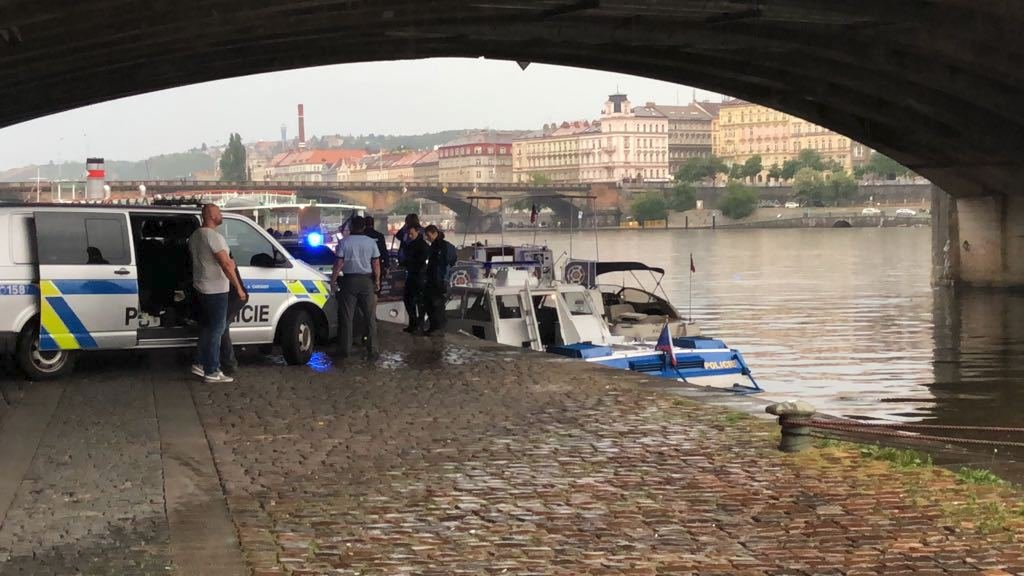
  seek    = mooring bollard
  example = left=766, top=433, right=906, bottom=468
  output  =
left=766, top=400, right=817, bottom=453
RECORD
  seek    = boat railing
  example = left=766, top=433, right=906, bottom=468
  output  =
left=449, top=259, right=544, bottom=288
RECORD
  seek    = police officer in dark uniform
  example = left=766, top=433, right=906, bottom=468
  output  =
left=422, top=225, right=457, bottom=336
left=363, top=216, right=390, bottom=272
left=400, top=225, right=430, bottom=333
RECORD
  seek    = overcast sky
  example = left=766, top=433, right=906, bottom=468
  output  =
left=0, top=58, right=722, bottom=170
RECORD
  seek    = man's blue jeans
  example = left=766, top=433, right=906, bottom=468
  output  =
left=196, top=291, right=229, bottom=376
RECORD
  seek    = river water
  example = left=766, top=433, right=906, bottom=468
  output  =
left=474, top=227, right=1024, bottom=425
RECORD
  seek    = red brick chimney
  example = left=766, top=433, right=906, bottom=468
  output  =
left=297, top=104, right=306, bottom=149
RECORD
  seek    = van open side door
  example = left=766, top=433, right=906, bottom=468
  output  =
left=33, top=211, right=140, bottom=350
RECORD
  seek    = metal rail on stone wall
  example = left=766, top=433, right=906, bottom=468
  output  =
left=766, top=402, right=1024, bottom=452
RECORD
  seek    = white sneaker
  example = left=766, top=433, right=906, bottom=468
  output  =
left=203, top=370, right=234, bottom=384
left=191, top=364, right=204, bottom=377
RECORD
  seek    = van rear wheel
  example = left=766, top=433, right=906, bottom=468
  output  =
left=279, top=309, right=315, bottom=366
left=16, top=323, right=75, bottom=380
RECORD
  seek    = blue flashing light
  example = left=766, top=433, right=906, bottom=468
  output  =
left=306, top=231, right=324, bottom=248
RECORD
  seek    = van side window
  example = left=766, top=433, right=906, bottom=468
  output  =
left=35, top=213, right=131, bottom=265
left=219, top=218, right=276, bottom=267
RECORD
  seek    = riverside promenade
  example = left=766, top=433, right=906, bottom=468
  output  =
left=0, top=329, right=1023, bottom=575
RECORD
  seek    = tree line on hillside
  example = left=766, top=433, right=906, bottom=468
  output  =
left=0, top=129, right=486, bottom=182
left=0, top=152, right=216, bottom=182
left=630, top=150, right=915, bottom=223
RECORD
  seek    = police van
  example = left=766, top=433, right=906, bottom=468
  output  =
left=0, top=204, right=337, bottom=379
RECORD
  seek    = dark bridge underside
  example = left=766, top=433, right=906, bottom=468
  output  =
left=2, top=1, right=1023, bottom=198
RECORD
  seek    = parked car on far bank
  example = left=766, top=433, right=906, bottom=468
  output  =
left=894, top=208, right=917, bottom=217
left=784, top=201, right=800, bottom=209
left=861, top=207, right=882, bottom=215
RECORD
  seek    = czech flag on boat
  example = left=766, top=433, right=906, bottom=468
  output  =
left=655, top=323, right=677, bottom=367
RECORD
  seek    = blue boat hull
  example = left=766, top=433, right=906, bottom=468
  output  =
left=547, top=339, right=762, bottom=394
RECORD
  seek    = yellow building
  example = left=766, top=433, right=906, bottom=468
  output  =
left=713, top=99, right=870, bottom=180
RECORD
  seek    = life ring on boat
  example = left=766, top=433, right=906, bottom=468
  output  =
left=564, top=263, right=586, bottom=285
left=450, top=269, right=471, bottom=287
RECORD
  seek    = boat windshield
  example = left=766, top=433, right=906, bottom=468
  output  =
left=561, top=292, right=594, bottom=316
left=496, top=294, right=523, bottom=319
left=620, top=287, right=661, bottom=305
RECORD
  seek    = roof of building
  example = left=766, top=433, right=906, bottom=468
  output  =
left=272, top=148, right=367, bottom=168
left=649, top=103, right=715, bottom=121
left=694, top=101, right=723, bottom=117
left=631, top=105, right=667, bottom=118
left=439, top=130, right=524, bottom=148
left=413, top=150, right=438, bottom=166
left=718, top=97, right=754, bottom=108
left=514, top=120, right=601, bottom=141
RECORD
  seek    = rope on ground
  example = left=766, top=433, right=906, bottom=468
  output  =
left=803, top=420, right=1024, bottom=433
left=788, top=419, right=1024, bottom=449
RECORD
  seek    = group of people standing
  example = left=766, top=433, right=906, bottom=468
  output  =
left=187, top=205, right=458, bottom=380
left=394, top=214, right=457, bottom=336
left=330, top=213, right=456, bottom=360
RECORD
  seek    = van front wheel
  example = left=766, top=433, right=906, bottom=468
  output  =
left=16, top=323, right=76, bottom=380
left=279, top=309, right=315, bottom=365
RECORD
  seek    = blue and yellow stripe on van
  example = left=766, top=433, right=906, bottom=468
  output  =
left=39, top=281, right=95, bottom=350
left=285, top=280, right=331, bottom=307
left=243, top=280, right=331, bottom=308
left=37, top=279, right=138, bottom=351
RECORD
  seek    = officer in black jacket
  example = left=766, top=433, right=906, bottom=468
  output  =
left=401, top=225, right=430, bottom=333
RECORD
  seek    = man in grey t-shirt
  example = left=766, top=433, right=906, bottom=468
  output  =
left=189, top=204, right=247, bottom=383
left=331, top=215, right=381, bottom=360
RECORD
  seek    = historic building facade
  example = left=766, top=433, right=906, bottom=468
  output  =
left=713, top=99, right=870, bottom=175
left=512, top=94, right=670, bottom=183
left=437, top=132, right=517, bottom=184
left=649, top=101, right=721, bottom=174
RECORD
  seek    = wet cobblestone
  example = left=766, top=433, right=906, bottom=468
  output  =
left=192, top=331, right=1024, bottom=575
left=0, top=371, right=171, bottom=575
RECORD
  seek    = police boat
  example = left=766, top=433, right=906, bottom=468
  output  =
left=441, top=246, right=761, bottom=394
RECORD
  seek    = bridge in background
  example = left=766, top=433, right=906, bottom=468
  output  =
left=0, top=180, right=614, bottom=232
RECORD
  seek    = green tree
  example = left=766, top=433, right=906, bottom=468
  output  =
left=719, top=182, right=759, bottom=220
left=674, top=155, right=728, bottom=184
left=667, top=182, right=697, bottom=211
left=825, top=159, right=846, bottom=174
left=828, top=172, right=859, bottom=205
left=741, top=155, right=763, bottom=180
left=218, top=133, right=247, bottom=181
left=391, top=197, right=420, bottom=215
left=792, top=167, right=830, bottom=204
left=729, top=163, right=744, bottom=180
left=768, top=163, right=783, bottom=181
left=862, top=152, right=912, bottom=180
left=796, top=149, right=826, bottom=171
left=631, top=194, right=668, bottom=223
left=528, top=173, right=553, bottom=185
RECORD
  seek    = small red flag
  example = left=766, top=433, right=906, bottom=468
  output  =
left=530, top=203, right=539, bottom=224
left=690, top=254, right=696, bottom=273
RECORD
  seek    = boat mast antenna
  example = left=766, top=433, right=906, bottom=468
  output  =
left=568, top=197, right=574, bottom=260
left=462, top=196, right=475, bottom=248
left=499, top=197, right=505, bottom=248
left=591, top=196, right=599, bottom=262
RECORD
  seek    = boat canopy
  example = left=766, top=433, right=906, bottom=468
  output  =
left=595, top=261, right=665, bottom=276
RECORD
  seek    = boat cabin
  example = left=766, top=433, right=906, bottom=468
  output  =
left=563, top=260, right=698, bottom=340
left=446, top=265, right=611, bottom=351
